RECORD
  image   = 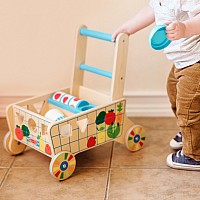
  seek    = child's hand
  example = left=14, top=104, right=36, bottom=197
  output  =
left=112, top=25, right=130, bottom=41
left=112, top=28, right=122, bottom=42
left=112, top=5, right=155, bottom=41
left=165, top=21, right=187, bottom=40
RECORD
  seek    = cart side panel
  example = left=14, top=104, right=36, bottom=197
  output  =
left=12, top=105, right=54, bottom=157
left=50, top=99, right=126, bottom=155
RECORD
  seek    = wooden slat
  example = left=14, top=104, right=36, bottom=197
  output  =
left=15, top=88, right=70, bottom=107
left=79, top=86, right=110, bottom=105
left=71, top=25, right=87, bottom=97
left=111, top=33, right=129, bottom=101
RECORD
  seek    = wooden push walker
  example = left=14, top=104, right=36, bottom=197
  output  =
left=4, top=25, right=146, bottom=181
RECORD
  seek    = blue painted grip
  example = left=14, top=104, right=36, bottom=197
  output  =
left=80, top=28, right=113, bottom=42
left=80, top=64, right=112, bottom=78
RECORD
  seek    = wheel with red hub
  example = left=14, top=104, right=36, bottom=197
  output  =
left=125, top=125, right=146, bottom=151
left=49, top=151, right=76, bottom=181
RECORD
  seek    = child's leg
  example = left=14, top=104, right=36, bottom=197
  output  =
left=167, top=65, right=183, bottom=150
left=167, top=65, right=178, bottom=117
left=166, top=62, right=200, bottom=170
left=175, top=62, right=200, bottom=160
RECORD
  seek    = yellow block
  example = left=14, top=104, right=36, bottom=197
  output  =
left=40, top=139, right=45, bottom=152
left=97, top=131, right=106, bottom=144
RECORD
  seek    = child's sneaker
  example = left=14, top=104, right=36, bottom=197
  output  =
left=167, top=150, right=200, bottom=170
left=169, top=132, right=183, bottom=150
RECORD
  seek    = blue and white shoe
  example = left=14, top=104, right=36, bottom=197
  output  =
left=169, top=132, right=183, bottom=150
left=167, top=150, right=200, bottom=170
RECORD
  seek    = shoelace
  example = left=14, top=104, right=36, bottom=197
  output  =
left=175, top=150, right=191, bottom=161
left=175, top=150, right=183, bottom=158
left=174, top=150, right=200, bottom=165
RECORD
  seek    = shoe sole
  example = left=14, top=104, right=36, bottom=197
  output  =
left=166, top=153, right=200, bottom=171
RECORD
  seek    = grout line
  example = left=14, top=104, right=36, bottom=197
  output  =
left=10, top=166, right=50, bottom=169
left=104, top=168, right=111, bottom=200
left=104, top=141, right=114, bottom=200
left=110, top=166, right=170, bottom=169
left=0, top=157, right=16, bottom=189
left=76, top=166, right=109, bottom=169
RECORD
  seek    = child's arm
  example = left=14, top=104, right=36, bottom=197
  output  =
left=166, top=13, right=200, bottom=40
left=112, top=5, right=155, bottom=40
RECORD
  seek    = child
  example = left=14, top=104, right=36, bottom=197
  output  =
left=113, top=0, right=200, bottom=170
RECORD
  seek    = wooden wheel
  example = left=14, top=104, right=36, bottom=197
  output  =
left=125, top=125, right=145, bottom=151
left=3, top=131, right=26, bottom=155
left=49, top=151, right=76, bottom=181
left=3, top=132, right=13, bottom=155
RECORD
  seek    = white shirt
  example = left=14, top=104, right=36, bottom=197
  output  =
left=149, top=0, right=200, bottom=68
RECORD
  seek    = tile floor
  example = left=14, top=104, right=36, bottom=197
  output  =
left=1, top=117, right=200, bottom=200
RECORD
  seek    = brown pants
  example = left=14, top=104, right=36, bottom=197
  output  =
left=167, top=61, right=200, bottom=160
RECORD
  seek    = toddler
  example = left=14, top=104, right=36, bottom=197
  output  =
left=113, top=0, right=200, bottom=170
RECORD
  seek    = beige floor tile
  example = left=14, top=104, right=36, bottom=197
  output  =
left=0, top=152, right=15, bottom=168
left=76, top=142, right=113, bottom=168
left=108, top=168, right=200, bottom=200
left=111, top=130, right=176, bottom=168
left=131, top=117, right=179, bottom=130
left=12, top=148, right=51, bottom=168
left=0, top=167, right=108, bottom=200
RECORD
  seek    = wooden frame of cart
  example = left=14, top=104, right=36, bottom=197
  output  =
left=4, top=25, right=146, bottom=181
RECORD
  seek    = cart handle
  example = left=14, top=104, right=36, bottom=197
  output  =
left=80, top=28, right=113, bottom=42
left=80, top=64, right=112, bottom=78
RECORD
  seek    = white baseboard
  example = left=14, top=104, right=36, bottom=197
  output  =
left=0, top=93, right=173, bottom=117
left=124, top=92, right=173, bottom=117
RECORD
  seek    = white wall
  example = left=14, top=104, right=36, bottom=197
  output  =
left=0, top=0, right=173, bottom=116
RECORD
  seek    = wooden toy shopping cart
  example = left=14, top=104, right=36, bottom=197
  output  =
left=4, top=25, right=146, bottom=181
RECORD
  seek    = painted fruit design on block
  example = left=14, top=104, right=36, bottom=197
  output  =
left=22, top=125, right=30, bottom=137
left=96, top=111, right=106, bottom=131
left=95, top=107, right=122, bottom=139
left=97, top=132, right=105, bottom=144
left=54, top=92, right=62, bottom=101
left=116, top=102, right=123, bottom=124
left=74, top=97, right=80, bottom=101
left=87, top=136, right=96, bottom=148
left=104, top=110, right=116, bottom=125
left=107, top=123, right=120, bottom=139
left=45, top=144, right=52, bottom=155
left=15, top=125, right=23, bottom=140
left=55, top=93, right=61, bottom=100
left=62, top=96, right=69, bottom=103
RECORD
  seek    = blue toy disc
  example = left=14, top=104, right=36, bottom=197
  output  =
left=149, top=25, right=171, bottom=50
